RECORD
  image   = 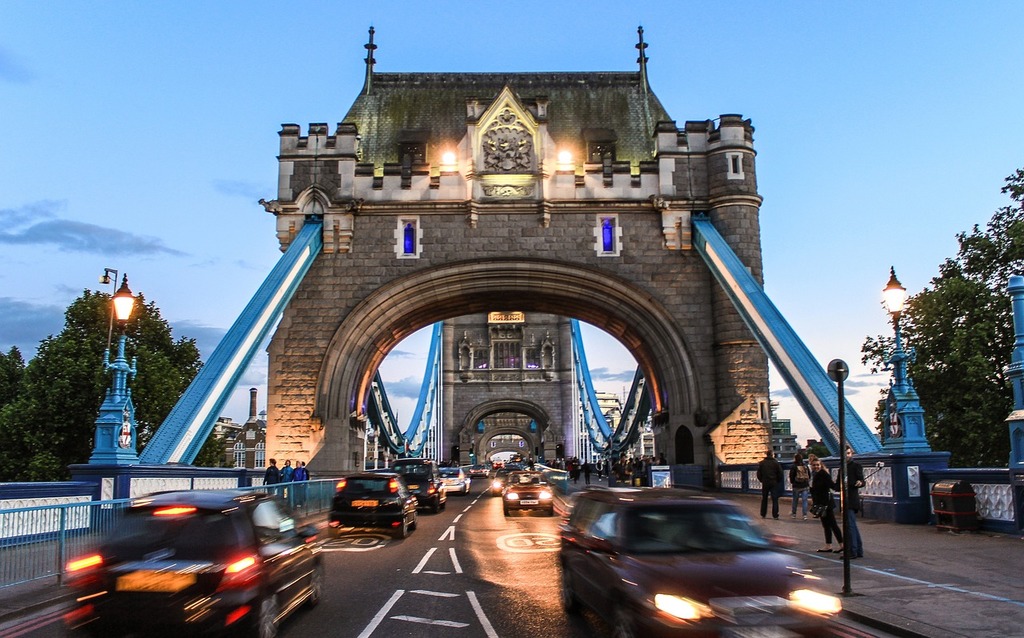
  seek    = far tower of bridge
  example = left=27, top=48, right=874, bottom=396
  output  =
left=260, top=27, right=771, bottom=475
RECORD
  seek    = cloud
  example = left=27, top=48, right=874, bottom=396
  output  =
left=0, top=297, right=65, bottom=357
left=589, top=367, right=637, bottom=384
left=386, top=349, right=419, bottom=360
left=168, top=320, right=227, bottom=359
left=0, top=46, right=35, bottom=84
left=380, top=376, right=422, bottom=400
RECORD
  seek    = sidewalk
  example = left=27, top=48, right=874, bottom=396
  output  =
left=719, top=493, right=1024, bottom=638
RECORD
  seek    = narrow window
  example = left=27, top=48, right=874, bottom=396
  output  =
left=727, top=152, right=745, bottom=180
left=396, top=216, right=422, bottom=259
left=602, top=218, right=615, bottom=252
left=403, top=223, right=416, bottom=254
left=595, top=214, right=621, bottom=256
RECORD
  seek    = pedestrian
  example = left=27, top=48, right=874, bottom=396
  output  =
left=789, top=452, right=811, bottom=519
left=583, top=461, right=592, bottom=485
left=292, top=461, right=309, bottom=506
left=756, top=449, right=784, bottom=519
left=281, top=459, right=294, bottom=483
left=844, top=446, right=865, bottom=559
left=809, top=455, right=843, bottom=553
left=264, top=458, right=281, bottom=485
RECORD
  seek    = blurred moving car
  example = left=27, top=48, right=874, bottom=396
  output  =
left=391, top=458, right=447, bottom=513
left=328, top=472, right=418, bottom=538
left=466, top=464, right=490, bottom=479
left=439, top=466, right=471, bottom=495
left=559, top=488, right=842, bottom=637
left=64, top=490, right=322, bottom=638
left=490, top=468, right=511, bottom=496
left=502, top=471, right=555, bottom=516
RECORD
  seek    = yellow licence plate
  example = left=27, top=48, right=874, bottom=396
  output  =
left=406, top=485, right=420, bottom=490
left=117, top=570, right=196, bottom=593
left=351, top=499, right=379, bottom=507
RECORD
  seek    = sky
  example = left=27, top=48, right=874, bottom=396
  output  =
left=2, top=1, right=1023, bottom=446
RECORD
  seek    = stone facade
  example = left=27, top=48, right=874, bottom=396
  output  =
left=261, top=53, right=770, bottom=476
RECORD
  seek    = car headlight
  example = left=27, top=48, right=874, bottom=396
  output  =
left=789, top=589, right=842, bottom=615
left=539, top=490, right=553, bottom=500
left=491, top=480, right=502, bottom=489
left=653, top=594, right=713, bottom=621
left=505, top=492, right=519, bottom=501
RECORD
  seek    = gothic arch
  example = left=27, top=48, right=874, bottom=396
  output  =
left=316, top=258, right=701, bottom=432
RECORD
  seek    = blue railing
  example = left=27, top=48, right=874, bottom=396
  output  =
left=0, top=479, right=338, bottom=590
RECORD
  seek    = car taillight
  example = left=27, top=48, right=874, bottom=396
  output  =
left=217, top=554, right=261, bottom=591
left=335, top=478, right=347, bottom=491
left=389, top=478, right=400, bottom=493
left=427, top=485, right=436, bottom=494
left=66, top=553, right=103, bottom=573
left=152, top=506, right=197, bottom=516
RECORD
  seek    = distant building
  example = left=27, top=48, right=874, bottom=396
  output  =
left=223, top=388, right=267, bottom=469
left=769, top=402, right=800, bottom=459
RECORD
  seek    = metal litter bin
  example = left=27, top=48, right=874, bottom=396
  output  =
left=931, top=480, right=979, bottom=531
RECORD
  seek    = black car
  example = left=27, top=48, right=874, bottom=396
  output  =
left=560, top=488, right=842, bottom=637
left=328, top=472, right=418, bottom=538
left=390, top=458, right=447, bottom=513
left=64, top=490, right=322, bottom=638
left=502, top=471, right=555, bottom=516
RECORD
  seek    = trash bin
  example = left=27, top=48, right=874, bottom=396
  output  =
left=930, top=480, right=979, bottom=531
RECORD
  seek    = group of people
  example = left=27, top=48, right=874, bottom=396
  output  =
left=757, top=446, right=865, bottom=559
left=263, top=458, right=310, bottom=484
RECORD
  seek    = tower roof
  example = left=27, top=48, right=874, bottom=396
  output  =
left=341, top=72, right=672, bottom=166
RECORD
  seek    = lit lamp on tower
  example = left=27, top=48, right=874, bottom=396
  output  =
left=89, top=274, right=141, bottom=464
left=881, top=268, right=932, bottom=452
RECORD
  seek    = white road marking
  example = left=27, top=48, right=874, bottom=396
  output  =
left=453, top=513, right=464, bottom=523
left=467, top=591, right=500, bottom=638
left=410, top=589, right=460, bottom=598
left=390, top=615, right=469, bottom=628
left=356, top=589, right=404, bottom=638
left=411, top=547, right=437, bottom=574
left=449, top=548, right=463, bottom=574
left=422, top=570, right=451, bottom=575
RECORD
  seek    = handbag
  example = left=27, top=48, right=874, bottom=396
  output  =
left=810, top=504, right=827, bottom=518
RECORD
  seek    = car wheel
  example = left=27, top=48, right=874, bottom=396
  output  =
left=503, top=507, right=510, bottom=516
left=253, top=593, right=279, bottom=638
left=394, top=517, right=409, bottom=539
left=545, top=507, right=555, bottom=516
left=306, top=563, right=324, bottom=608
left=409, top=513, right=418, bottom=531
left=440, top=497, right=447, bottom=511
left=560, top=569, right=580, bottom=613
left=611, top=603, right=638, bottom=638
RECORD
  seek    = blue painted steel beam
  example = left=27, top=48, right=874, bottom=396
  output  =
left=402, top=323, right=443, bottom=457
left=570, top=320, right=614, bottom=451
left=368, top=372, right=406, bottom=454
left=692, top=216, right=880, bottom=455
left=140, top=220, right=324, bottom=464
left=611, top=368, right=651, bottom=456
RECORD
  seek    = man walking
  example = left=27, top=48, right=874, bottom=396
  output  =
left=756, top=449, right=784, bottom=519
left=844, top=446, right=865, bottom=558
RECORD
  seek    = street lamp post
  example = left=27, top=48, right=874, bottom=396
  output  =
left=881, top=268, right=932, bottom=453
left=89, top=274, right=141, bottom=465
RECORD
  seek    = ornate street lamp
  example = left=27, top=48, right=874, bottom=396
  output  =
left=89, top=274, right=141, bottom=465
left=881, top=268, right=931, bottom=452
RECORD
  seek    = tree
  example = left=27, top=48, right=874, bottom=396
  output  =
left=862, top=168, right=1024, bottom=467
left=0, top=290, right=202, bottom=481
left=0, top=347, right=25, bottom=407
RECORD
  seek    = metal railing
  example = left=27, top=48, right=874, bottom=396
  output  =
left=0, top=479, right=338, bottom=590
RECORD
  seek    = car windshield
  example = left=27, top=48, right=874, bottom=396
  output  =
left=104, top=507, right=245, bottom=561
left=344, top=477, right=392, bottom=493
left=439, top=468, right=461, bottom=477
left=622, top=505, right=771, bottom=554
left=394, top=464, right=430, bottom=477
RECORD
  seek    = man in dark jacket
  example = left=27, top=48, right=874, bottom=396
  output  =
left=756, top=449, right=784, bottom=519
left=264, top=458, right=281, bottom=485
left=845, top=446, right=865, bottom=558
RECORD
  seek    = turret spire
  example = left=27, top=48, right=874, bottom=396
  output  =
left=363, top=26, right=377, bottom=95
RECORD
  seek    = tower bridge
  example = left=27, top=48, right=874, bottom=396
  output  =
left=139, top=28, right=880, bottom=478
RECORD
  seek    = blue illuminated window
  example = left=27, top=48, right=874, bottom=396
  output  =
left=602, top=218, right=615, bottom=252
left=403, top=223, right=416, bottom=254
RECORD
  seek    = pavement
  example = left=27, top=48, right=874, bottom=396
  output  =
left=2, top=488, right=1022, bottom=637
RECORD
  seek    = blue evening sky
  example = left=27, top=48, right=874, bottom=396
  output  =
left=2, top=2, right=1022, bottom=443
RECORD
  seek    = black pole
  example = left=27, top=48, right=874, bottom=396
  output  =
left=828, top=359, right=852, bottom=595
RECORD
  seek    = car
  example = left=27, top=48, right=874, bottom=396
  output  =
left=502, top=471, right=555, bottom=516
left=328, top=472, right=418, bottom=538
left=559, top=487, right=843, bottom=637
left=390, top=458, right=448, bottom=513
left=63, top=489, right=323, bottom=638
left=489, top=468, right=511, bottom=496
left=439, top=466, right=471, bottom=495
left=466, top=464, right=490, bottom=479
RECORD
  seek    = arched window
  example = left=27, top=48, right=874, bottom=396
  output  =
left=233, top=441, right=246, bottom=468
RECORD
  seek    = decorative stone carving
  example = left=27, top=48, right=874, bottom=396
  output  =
left=482, top=108, right=534, bottom=173
left=481, top=184, right=534, bottom=198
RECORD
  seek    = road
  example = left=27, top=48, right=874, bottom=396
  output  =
left=2, top=483, right=892, bottom=637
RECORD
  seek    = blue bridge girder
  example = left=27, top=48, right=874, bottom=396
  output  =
left=139, top=218, right=324, bottom=465
left=692, top=216, right=881, bottom=455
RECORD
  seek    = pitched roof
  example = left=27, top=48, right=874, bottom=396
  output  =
left=341, top=72, right=672, bottom=166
